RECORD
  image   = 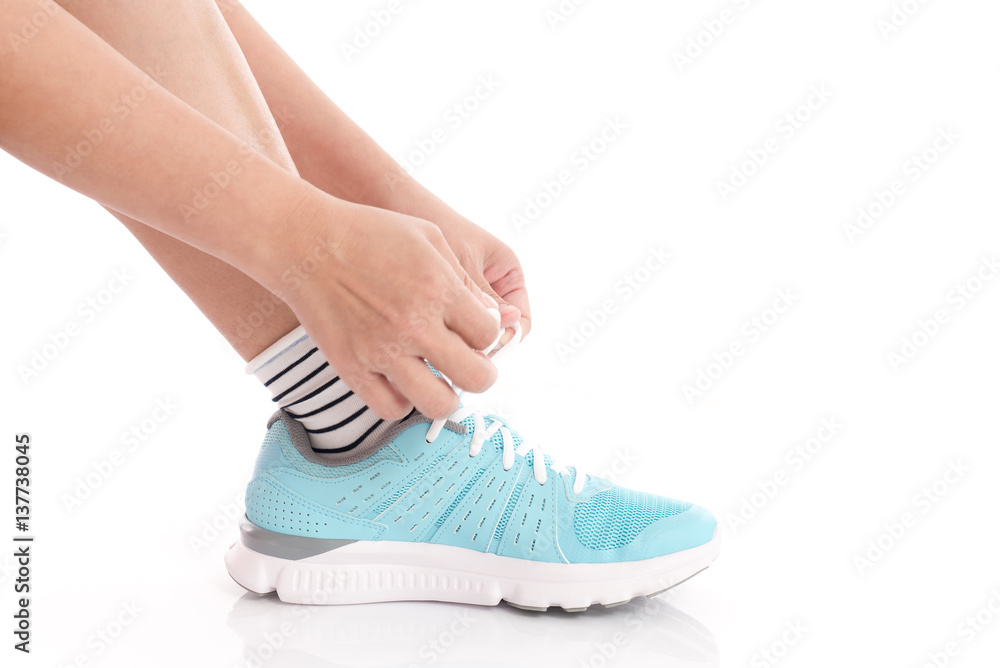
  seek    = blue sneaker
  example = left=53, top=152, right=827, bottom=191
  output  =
left=226, top=407, right=719, bottom=610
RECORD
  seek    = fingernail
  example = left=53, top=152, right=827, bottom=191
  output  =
left=498, top=327, right=515, bottom=347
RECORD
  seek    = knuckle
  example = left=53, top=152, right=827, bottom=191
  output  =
left=463, top=359, right=495, bottom=392
left=368, top=387, right=409, bottom=421
left=474, top=320, right=500, bottom=350
left=384, top=397, right=412, bottom=421
left=421, top=221, right=446, bottom=245
left=401, top=324, right=433, bottom=354
left=421, top=388, right=456, bottom=419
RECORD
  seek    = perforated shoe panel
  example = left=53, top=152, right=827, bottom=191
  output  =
left=244, top=475, right=384, bottom=540
left=494, top=468, right=563, bottom=563
left=430, top=452, right=521, bottom=552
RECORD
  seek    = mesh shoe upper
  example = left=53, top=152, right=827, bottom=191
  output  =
left=243, top=410, right=716, bottom=564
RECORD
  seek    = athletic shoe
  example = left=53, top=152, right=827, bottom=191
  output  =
left=225, top=404, right=720, bottom=611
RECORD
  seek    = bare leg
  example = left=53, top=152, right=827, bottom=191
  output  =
left=55, top=0, right=299, bottom=359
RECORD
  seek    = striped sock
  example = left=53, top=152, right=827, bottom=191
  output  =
left=247, top=325, right=400, bottom=455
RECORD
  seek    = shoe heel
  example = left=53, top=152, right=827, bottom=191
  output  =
left=225, top=539, right=285, bottom=595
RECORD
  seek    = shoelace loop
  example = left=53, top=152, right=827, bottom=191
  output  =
left=423, top=321, right=586, bottom=494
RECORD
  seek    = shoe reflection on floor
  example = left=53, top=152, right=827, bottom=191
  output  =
left=226, top=591, right=719, bottom=668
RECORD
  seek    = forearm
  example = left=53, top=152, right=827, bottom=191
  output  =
left=216, top=0, right=466, bottom=228
left=0, top=0, right=337, bottom=291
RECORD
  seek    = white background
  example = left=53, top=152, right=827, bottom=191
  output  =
left=2, top=0, right=1000, bottom=666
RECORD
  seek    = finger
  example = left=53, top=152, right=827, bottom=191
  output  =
left=424, top=329, right=498, bottom=394
left=487, top=262, right=531, bottom=339
left=341, top=366, right=414, bottom=421
left=496, top=326, right=517, bottom=348
left=500, top=284, right=531, bottom=338
left=476, top=280, right=521, bottom=329
left=440, top=272, right=503, bottom=351
left=423, top=226, right=498, bottom=313
left=384, top=356, right=460, bottom=419
left=497, top=303, right=521, bottom=329
left=484, top=290, right=520, bottom=328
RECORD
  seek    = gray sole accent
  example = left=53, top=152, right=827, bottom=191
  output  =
left=603, top=599, right=632, bottom=608
left=239, top=517, right=357, bottom=561
left=504, top=564, right=713, bottom=613
left=506, top=602, right=549, bottom=612
left=648, top=566, right=709, bottom=598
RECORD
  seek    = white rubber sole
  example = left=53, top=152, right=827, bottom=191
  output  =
left=225, top=528, right=720, bottom=611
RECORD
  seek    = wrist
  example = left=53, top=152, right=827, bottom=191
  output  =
left=249, top=184, right=356, bottom=305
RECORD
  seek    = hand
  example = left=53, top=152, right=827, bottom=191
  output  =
left=265, top=193, right=502, bottom=420
left=435, top=216, right=532, bottom=343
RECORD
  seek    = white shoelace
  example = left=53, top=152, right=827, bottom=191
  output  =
left=423, top=321, right=586, bottom=494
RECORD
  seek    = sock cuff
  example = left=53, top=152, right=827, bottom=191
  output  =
left=245, top=324, right=309, bottom=375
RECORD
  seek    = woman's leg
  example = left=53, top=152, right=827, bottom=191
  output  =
left=54, top=0, right=299, bottom=360
left=54, top=0, right=417, bottom=451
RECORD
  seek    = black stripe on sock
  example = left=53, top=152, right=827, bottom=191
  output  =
left=272, top=362, right=329, bottom=403
left=284, top=389, right=355, bottom=419
left=305, top=405, right=369, bottom=434
left=263, top=347, right=318, bottom=387
left=312, top=418, right=386, bottom=453
left=282, top=375, right=342, bottom=408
